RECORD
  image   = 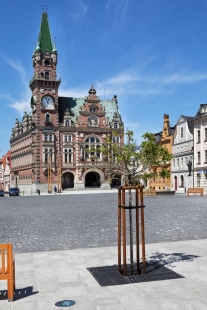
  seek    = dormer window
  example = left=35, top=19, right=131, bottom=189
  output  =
left=90, top=107, right=96, bottom=112
left=114, top=122, right=118, bottom=129
left=65, top=120, right=71, bottom=127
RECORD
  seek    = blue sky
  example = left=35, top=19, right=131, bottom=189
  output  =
left=1, top=0, right=207, bottom=156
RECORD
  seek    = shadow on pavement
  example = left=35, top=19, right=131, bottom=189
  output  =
left=0, top=286, right=39, bottom=301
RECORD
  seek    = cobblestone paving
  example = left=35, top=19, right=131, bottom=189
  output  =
left=0, top=194, right=206, bottom=253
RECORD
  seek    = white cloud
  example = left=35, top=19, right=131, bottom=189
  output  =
left=9, top=97, right=30, bottom=114
left=67, top=0, right=88, bottom=21
left=3, top=57, right=30, bottom=114
left=105, top=0, right=130, bottom=35
left=59, top=68, right=207, bottom=102
left=3, top=57, right=27, bottom=89
left=124, top=122, right=140, bottom=130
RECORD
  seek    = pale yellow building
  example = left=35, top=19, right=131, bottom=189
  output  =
left=149, top=114, right=175, bottom=191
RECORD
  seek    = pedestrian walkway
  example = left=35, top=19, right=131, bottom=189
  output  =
left=0, top=239, right=206, bottom=309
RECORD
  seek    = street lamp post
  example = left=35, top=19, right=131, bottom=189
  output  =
left=48, top=150, right=52, bottom=193
left=58, top=152, right=62, bottom=193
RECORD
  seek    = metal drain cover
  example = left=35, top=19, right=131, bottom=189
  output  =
left=55, top=300, right=76, bottom=307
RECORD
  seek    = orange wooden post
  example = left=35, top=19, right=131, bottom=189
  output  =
left=117, top=186, right=146, bottom=276
left=118, top=187, right=121, bottom=273
left=135, top=187, right=140, bottom=275
left=122, top=189, right=127, bottom=276
left=0, top=243, right=15, bottom=302
left=140, top=187, right=146, bottom=274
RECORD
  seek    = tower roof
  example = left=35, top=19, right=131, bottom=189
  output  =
left=38, top=12, right=53, bottom=53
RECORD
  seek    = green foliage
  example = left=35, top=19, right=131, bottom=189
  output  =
left=100, top=130, right=173, bottom=186
left=159, top=169, right=171, bottom=179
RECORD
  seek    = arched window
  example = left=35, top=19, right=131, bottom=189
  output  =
left=45, top=148, right=48, bottom=163
left=45, top=113, right=51, bottom=123
left=84, top=136, right=101, bottom=160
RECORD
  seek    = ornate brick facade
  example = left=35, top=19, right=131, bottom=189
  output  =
left=10, top=12, right=124, bottom=194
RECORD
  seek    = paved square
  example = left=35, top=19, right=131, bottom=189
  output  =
left=0, top=193, right=206, bottom=253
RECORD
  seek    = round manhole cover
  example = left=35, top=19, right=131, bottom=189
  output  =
left=55, top=300, right=76, bottom=307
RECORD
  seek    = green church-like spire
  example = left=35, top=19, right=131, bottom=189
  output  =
left=38, top=12, right=53, bottom=53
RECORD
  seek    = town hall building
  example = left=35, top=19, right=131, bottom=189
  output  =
left=10, top=11, right=124, bottom=194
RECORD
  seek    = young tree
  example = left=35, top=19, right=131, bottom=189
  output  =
left=102, top=130, right=173, bottom=186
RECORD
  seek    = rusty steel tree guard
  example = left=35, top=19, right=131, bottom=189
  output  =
left=118, top=186, right=146, bottom=276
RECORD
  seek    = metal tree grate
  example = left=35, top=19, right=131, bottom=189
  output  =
left=87, top=262, right=184, bottom=286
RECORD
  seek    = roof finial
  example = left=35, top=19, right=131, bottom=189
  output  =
left=42, top=5, right=44, bottom=11
left=52, top=37, right=57, bottom=53
left=46, top=5, right=48, bottom=12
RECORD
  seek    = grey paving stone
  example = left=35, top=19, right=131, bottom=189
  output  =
left=1, top=194, right=207, bottom=253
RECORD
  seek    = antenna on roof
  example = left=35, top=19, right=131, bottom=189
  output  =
left=104, top=87, right=105, bottom=100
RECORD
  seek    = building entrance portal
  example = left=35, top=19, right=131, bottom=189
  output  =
left=85, top=172, right=100, bottom=187
left=62, top=172, right=74, bottom=189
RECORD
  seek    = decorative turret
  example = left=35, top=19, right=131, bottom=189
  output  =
left=88, top=84, right=96, bottom=96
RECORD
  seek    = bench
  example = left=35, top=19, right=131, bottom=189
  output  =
left=187, top=188, right=204, bottom=196
left=0, top=243, right=15, bottom=302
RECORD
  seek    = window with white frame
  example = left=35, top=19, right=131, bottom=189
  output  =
left=44, top=134, right=53, bottom=141
left=205, top=128, right=207, bottom=140
left=198, top=151, right=201, bottom=164
left=205, top=150, right=207, bottom=162
left=180, top=127, right=184, bottom=138
left=198, top=130, right=200, bottom=143
left=173, top=159, right=175, bottom=167
left=181, top=158, right=183, bottom=167
left=45, top=148, right=53, bottom=163
left=64, top=135, right=72, bottom=142
left=177, top=158, right=179, bottom=167
left=64, top=148, right=73, bottom=163
left=112, top=136, right=120, bottom=143
left=114, top=122, right=118, bottom=129
left=65, top=120, right=71, bottom=127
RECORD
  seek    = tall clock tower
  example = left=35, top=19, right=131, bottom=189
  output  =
left=29, top=11, right=61, bottom=188
left=30, top=11, right=61, bottom=126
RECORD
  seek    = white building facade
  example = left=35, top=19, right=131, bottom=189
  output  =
left=171, top=115, right=194, bottom=193
left=193, top=104, right=207, bottom=191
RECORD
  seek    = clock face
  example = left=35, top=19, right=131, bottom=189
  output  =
left=41, top=95, right=54, bottom=108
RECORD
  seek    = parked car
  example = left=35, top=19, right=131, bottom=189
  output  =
left=0, top=189, right=4, bottom=196
left=9, top=188, right=20, bottom=196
